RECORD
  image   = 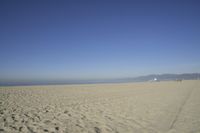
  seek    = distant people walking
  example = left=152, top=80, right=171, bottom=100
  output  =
left=176, top=79, right=182, bottom=82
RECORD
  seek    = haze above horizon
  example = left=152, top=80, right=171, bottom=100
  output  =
left=0, top=0, right=200, bottom=81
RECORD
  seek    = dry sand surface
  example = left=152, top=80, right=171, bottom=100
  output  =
left=0, top=80, right=200, bottom=133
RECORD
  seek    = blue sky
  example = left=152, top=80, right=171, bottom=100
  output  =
left=0, top=0, right=200, bottom=81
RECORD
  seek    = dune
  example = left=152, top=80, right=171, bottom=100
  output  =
left=0, top=80, right=200, bottom=133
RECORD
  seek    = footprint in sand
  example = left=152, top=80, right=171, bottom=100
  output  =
left=94, top=127, right=101, bottom=133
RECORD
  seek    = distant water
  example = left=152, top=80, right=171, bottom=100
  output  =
left=0, top=81, right=99, bottom=86
left=0, top=80, right=120, bottom=86
left=1, top=73, right=199, bottom=86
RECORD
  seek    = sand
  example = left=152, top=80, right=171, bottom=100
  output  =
left=0, top=80, right=200, bottom=133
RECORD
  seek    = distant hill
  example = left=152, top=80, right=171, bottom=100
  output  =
left=0, top=73, right=200, bottom=86
left=142, top=73, right=200, bottom=81
left=92, top=73, right=200, bottom=83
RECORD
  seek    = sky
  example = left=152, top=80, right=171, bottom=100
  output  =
left=0, top=0, right=200, bottom=82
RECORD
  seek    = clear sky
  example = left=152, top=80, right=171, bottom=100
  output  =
left=0, top=0, right=200, bottom=81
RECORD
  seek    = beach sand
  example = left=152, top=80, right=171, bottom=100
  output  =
left=0, top=80, right=200, bottom=133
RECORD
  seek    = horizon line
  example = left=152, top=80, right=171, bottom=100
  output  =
left=0, top=72, right=200, bottom=87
